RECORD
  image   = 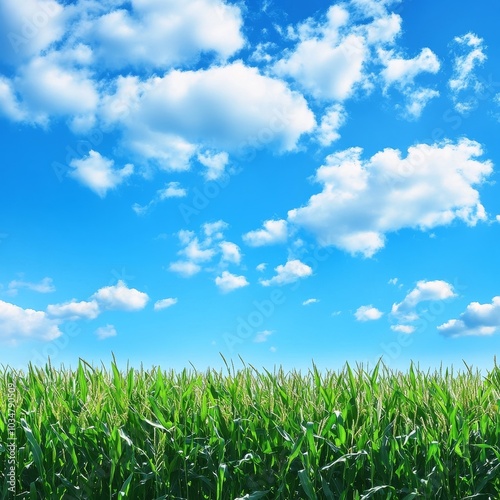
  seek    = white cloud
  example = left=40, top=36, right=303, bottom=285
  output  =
left=317, top=104, right=346, bottom=146
left=95, top=324, right=117, bottom=340
left=351, top=0, right=402, bottom=18
left=203, top=220, right=228, bottom=238
left=8, top=277, right=55, bottom=294
left=288, top=139, right=492, bottom=257
left=220, top=241, right=242, bottom=265
left=378, top=48, right=440, bottom=118
left=133, top=182, right=187, bottom=215
left=438, top=296, right=500, bottom=338
left=254, top=330, right=273, bottom=343
left=154, top=298, right=178, bottom=311
left=215, top=271, right=249, bottom=293
left=391, top=324, right=415, bottom=334
left=388, top=278, right=398, bottom=285
left=392, top=280, right=456, bottom=321
left=303, top=298, right=319, bottom=306
left=14, top=55, right=99, bottom=127
left=183, top=237, right=216, bottom=263
left=355, top=305, right=383, bottom=321
left=379, top=48, right=440, bottom=88
left=0, top=76, right=27, bottom=121
left=198, top=151, right=229, bottom=181
left=169, top=221, right=242, bottom=278
left=274, top=27, right=368, bottom=101
left=403, top=87, right=440, bottom=120
left=161, top=182, right=187, bottom=199
left=273, top=3, right=406, bottom=102
left=92, top=280, right=149, bottom=311
left=116, top=62, right=316, bottom=170
left=87, top=0, right=245, bottom=69
left=0, top=0, right=65, bottom=63
left=256, top=263, right=267, bottom=272
left=0, top=300, right=62, bottom=341
left=449, top=33, right=487, bottom=114
left=260, top=259, right=312, bottom=286
left=243, top=220, right=288, bottom=247
left=69, top=150, right=134, bottom=198
left=168, top=261, right=201, bottom=277
left=47, top=299, right=100, bottom=320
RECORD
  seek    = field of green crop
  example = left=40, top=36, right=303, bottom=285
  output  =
left=1, top=357, right=500, bottom=499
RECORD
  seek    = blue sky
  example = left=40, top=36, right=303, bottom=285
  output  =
left=1, top=0, right=500, bottom=372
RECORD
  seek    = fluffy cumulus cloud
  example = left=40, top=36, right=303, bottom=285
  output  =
left=438, top=296, right=500, bottom=338
left=154, top=298, right=178, bottom=311
left=243, top=220, right=288, bottom=247
left=117, top=62, right=316, bottom=170
left=87, top=0, right=245, bottom=69
left=288, top=139, right=492, bottom=257
left=355, top=305, right=383, bottom=321
left=91, top=280, right=149, bottom=311
left=215, top=271, right=249, bottom=293
left=0, top=300, right=62, bottom=342
left=274, top=5, right=369, bottom=101
left=220, top=241, right=242, bottom=265
left=70, top=151, right=133, bottom=197
left=0, top=0, right=65, bottom=63
left=46, top=300, right=100, bottom=320
left=392, top=280, right=456, bottom=321
left=273, top=1, right=421, bottom=107
left=260, top=259, right=312, bottom=286
left=449, top=33, right=487, bottom=114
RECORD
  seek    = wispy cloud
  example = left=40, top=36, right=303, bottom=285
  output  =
left=154, top=298, right=178, bottom=311
left=95, top=324, right=117, bottom=340
left=254, top=330, right=274, bottom=343
left=8, top=277, right=55, bottom=295
left=303, top=298, right=319, bottom=306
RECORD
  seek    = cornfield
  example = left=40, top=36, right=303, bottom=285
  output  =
left=1, top=357, right=500, bottom=499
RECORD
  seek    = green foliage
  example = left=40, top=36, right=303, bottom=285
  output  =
left=1, top=359, right=500, bottom=498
